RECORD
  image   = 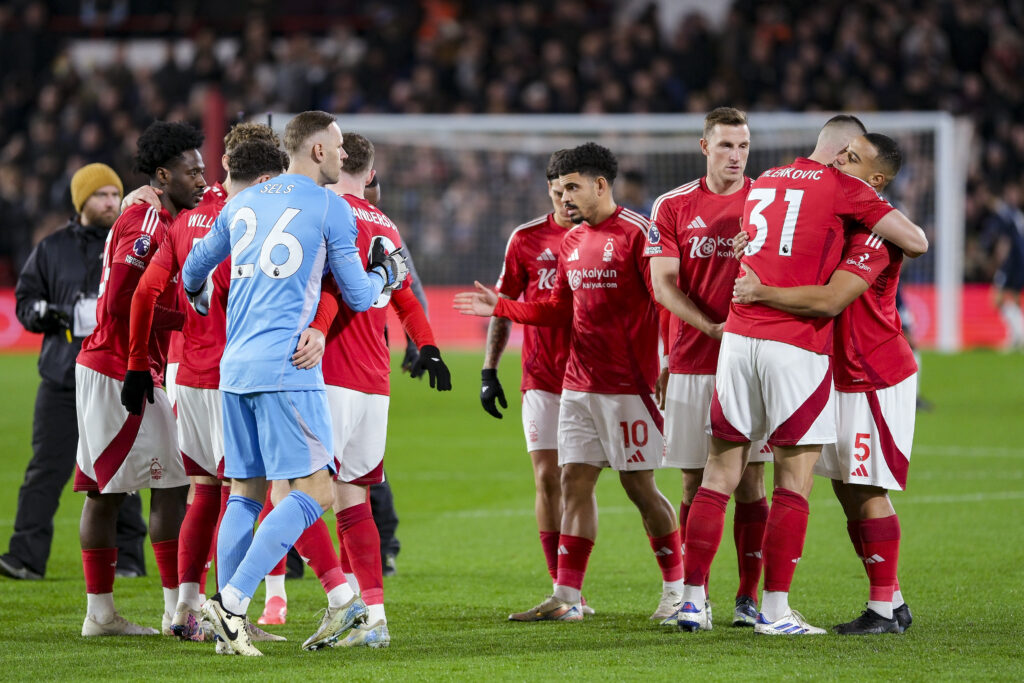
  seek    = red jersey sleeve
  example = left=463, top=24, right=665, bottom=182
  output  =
left=494, top=258, right=572, bottom=326
left=645, top=198, right=680, bottom=258
left=391, top=286, right=436, bottom=348
left=495, top=233, right=528, bottom=299
left=837, top=231, right=893, bottom=287
left=127, top=261, right=173, bottom=371
left=834, top=172, right=896, bottom=230
left=311, top=275, right=341, bottom=335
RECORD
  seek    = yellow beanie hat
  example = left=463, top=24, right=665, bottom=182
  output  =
left=70, top=163, right=124, bottom=214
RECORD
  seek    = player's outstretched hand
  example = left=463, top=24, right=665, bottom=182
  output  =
left=410, top=345, right=452, bottom=391
left=732, top=267, right=762, bottom=305
left=184, top=280, right=210, bottom=316
left=121, top=369, right=154, bottom=416
left=480, top=368, right=507, bottom=418
left=453, top=281, right=499, bottom=317
left=732, top=230, right=749, bottom=259
left=120, top=185, right=162, bottom=213
left=402, top=342, right=421, bottom=375
left=293, top=327, right=326, bottom=369
left=654, top=367, right=669, bottom=410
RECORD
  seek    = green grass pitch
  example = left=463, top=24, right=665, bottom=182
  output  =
left=0, top=350, right=1021, bottom=680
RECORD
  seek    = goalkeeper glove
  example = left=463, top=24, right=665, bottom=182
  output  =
left=410, top=345, right=451, bottom=391
left=480, top=368, right=507, bottom=419
left=121, top=369, right=154, bottom=416
left=184, top=280, right=210, bottom=316
left=367, top=240, right=409, bottom=290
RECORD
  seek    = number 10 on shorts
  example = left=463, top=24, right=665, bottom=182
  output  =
left=620, top=421, right=649, bottom=448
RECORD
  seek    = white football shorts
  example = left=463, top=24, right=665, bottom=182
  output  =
left=815, top=374, right=917, bottom=491
left=710, top=332, right=836, bottom=447
left=521, top=389, right=560, bottom=452
left=74, top=364, right=186, bottom=494
left=326, top=385, right=389, bottom=485
left=176, top=384, right=225, bottom=478
left=663, top=373, right=771, bottom=469
left=558, top=389, right=664, bottom=472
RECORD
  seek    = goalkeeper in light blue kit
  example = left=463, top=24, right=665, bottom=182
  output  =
left=182, top=111, right=407, bottom=656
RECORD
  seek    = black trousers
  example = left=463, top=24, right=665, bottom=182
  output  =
left=370, top=475, right=400, bottom=559
left=5, top=379, right=148, bottom=576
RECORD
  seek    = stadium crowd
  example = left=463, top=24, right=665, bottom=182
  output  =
left=0, top=0, right=1022, bottom=285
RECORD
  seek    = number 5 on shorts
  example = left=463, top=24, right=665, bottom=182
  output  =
left=854, top=433, right=871, bottom=461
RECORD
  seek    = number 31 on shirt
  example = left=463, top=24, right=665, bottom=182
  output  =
left=744, top=188, right=805, bottom=257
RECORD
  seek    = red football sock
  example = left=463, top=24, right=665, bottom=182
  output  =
left=680, top=502, right=690, bottom=532
left=733, top=498, right=769, bottom=601
left=211, top=484, right=232, bottom=589
left=337, top=503, right=383, bottom=606
left=762, top=488, right=809, bottom=593
left=539, top=530, right=559, bottom=581
left=860, top=515, right=901, bottom=604
left=151, top=539, right=179, bottom=590
left=82, top=547, right=117, bottom=594
left=338, top=536, right=353, bottom=573
left=555, top=534, right=594, bottom=591
left=649, top=529, right=684, bottom=582
left=294, top=517, right=344, bottom=594
left=846, top=518, right=865, bottom=559
left=682, top=487, right=729, bottom=587
left=178, top=483, right=220, bottom=584
left=259, top=494, right=287, bottom=577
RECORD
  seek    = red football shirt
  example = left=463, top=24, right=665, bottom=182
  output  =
left=148, top=194, right=230, bottom=389
left=495, top=213, right=571, bottom=393
left=645, top=176, right=752, bottom=374
left=495, top=206, right=660, bottom=396
left=166, top=182, right=227, bottom=366
left=79, top=204, right=179, bottom=382
left=321, top=195, right=413, bottom=395
left=726, top=159, right=896, bottom=354
left=833, top=227, right=917, bottom=391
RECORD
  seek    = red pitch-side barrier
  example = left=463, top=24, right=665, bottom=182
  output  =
left=0, top=285, right=1016, bottom=353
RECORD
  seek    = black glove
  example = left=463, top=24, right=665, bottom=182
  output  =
left=402, top=341, right=421, bottom=375
left=32, top=301, right=71, bottom=334
left=410, top=345, right=451, bottom=391
left=121, top=370, right=154, bottom=416
left=480, top=368, right=507, bottom=419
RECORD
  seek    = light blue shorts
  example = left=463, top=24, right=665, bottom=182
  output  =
left=221, top=390, right=335, bottom=481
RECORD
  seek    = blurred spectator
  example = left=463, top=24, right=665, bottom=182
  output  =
left=0, top=0, right=1021, bottom=285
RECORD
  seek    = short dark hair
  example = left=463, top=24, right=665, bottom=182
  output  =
left=863, top=132, right=902, bottom=179
left=545, top=149, right=570, bottom=181
left=341, top=132, right=374, bottom=175
left=553, top=142, right=618, bottom=185
left=703, top=106, right=747, bottom=139
left=134, top=121, right=204, bottom=177
left=283, top=110, right=336, bottom=156
left=228, top=140, right=289, bottom=184
left=823, top=114, right=867, bottom=134
left=224, top=122, right=279, bottom=156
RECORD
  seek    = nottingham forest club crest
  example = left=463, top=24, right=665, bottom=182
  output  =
left=368, top=234, right=398, bottom=308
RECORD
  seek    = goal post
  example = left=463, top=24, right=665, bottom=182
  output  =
left=269, top=112, right=970, bottom=351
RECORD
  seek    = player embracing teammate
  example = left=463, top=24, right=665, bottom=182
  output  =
left=732, top=131, right=920, bottom=634
left=677, top=116, right=927, bottom=635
